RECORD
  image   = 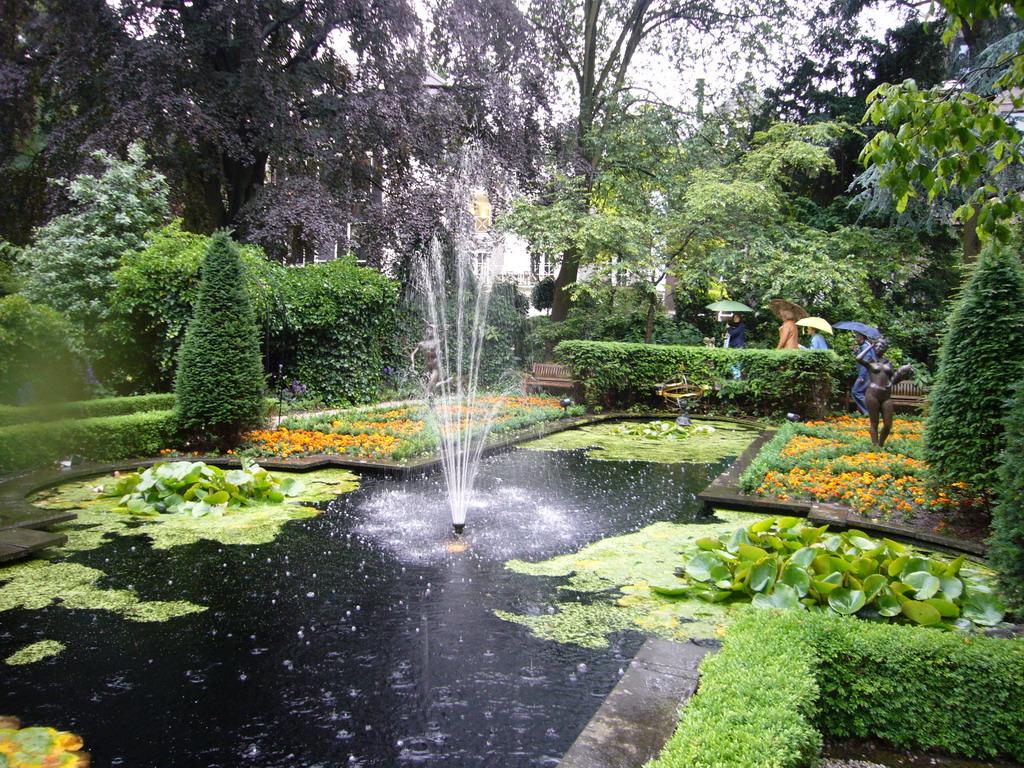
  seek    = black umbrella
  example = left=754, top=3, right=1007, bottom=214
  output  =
left=833, top=321, right=881, bottom=338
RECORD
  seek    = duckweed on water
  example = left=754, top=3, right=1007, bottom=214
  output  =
left=520, top=420, right=757, bottom=463
left=5, top=640, right=66, bottom=665
left=0, top=561, right=205, bottom=621
left=501, top=511, right=768, bottom=646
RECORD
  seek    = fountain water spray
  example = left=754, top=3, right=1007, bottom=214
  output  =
left=413, top=158, right=513, bottom=535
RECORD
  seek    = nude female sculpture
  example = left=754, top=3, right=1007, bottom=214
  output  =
left=855, top=337, right=914, bottom=447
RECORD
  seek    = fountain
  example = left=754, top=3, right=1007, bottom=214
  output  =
left=413, top=235, right=510, bottom=535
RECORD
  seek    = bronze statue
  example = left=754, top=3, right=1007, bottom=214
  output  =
left=855, top=337, right=914, bottom=447
left=410, top=325, right=451, bottom=398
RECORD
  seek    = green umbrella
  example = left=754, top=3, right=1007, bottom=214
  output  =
left=706, top=300, right=754, bottom=312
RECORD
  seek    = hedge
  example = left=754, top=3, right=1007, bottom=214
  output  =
left=0, top=393, right=176, bottom=428
left=0, top=410, right=178, bottom=473
left=648, top=610, right=1024, bottom=768
left=554, top=340, right=842, bottom=417
left=647, top=609, right=822, bottom=768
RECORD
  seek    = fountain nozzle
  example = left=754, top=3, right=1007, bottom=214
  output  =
left=453, top=522, right=465, bottom=535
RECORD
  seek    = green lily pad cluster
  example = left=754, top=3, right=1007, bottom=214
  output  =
left=655, top=517, right=1005, bottom=629
left=0, top=717, right=87, bottom=767
left=101, top=458, right=305, bottom=517
left=611, top=420, right=717, bottom=440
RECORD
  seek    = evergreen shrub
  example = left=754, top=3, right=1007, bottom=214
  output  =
left=651, top=610, right=1024, bottom=768
left=925, top=244, right=1024, bottom=489
left=0, top=410, right=178, bottom=473
left=0, top=393, right=175, bottom=428
left=554, top=340, right=841, bottom=416
left=991, top=380, right=1024, bottom=617
left=174, top=232, right=265, bottom=450
left=114, top=223, right=398, bottom=402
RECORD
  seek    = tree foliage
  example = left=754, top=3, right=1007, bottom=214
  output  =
left=991, top=380, right=1024, bottom=618
left=18, top=143, right=169, bottom=338
left=924, top=243, right=1024, bottom=490
left=174, top=231, right=266, bottom=450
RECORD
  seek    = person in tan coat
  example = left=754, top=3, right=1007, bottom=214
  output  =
left=776, top=309, right=800, bottom=349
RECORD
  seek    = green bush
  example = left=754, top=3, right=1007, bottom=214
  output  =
left=174, top=232, right=266, bottom=450
left=113, top=223, right=399, bottom=402
left=0, top=410, right=178, bottom=473
left=647, top=609, right=822, bottom=768
left=991, top=380, right=1024, bottom=618
left=925, top=244, right=1024, bottom=490
left=0, top=295, right=84, bottom=406
left=0, top=393, right=175, bottom=427
left=554, top=340, right=841, bottom=416
left=649, top=610, right=1024, bottom=768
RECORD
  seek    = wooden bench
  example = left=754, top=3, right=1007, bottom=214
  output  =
left=522, top=363, right=574, bottom=393
left=845, top=379, right=927, bottom=411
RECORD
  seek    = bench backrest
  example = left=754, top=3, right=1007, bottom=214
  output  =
left=892, top=380, right=926, bottom=397
left=533, top=363, right=572, bottom=378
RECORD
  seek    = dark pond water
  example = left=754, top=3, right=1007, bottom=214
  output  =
left=2, top=445, right=742, bottom=768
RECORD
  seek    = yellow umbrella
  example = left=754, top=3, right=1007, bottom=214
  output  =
left=796, top=317, right=833, bottom=334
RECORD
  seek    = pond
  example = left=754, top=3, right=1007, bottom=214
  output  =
left=1, top=420, right=759, bottom=767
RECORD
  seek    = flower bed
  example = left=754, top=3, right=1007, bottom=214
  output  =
left=741, top=416, right=978, bottom=522
left=240, top=396, right=580, bottom=461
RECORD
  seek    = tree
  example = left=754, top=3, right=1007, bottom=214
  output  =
left=860, top=0, right=1024, bottom=254
left=525, top=0, right=795, bottom=320
left=924, top=243, right=1024, bottom=490
left=19, top=143, right=169, bottom=342
left=991, top=380, right=1024, bottom=618
left=174, top=231, right=266, bottom=450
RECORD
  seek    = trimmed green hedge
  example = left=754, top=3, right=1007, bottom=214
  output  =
left=0, top=393, right=175, bottom=428
left=0, top=410, right=178, bottom=473
left=554, top=341, right=841, bottom=417
left=647, top=610, right=822, bottom=768
left=648, top=610, right=1024, bottom=768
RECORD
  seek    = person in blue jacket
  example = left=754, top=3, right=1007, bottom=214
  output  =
left=809, top=330, right=829, bottom=350
left=851, top=332, right=876, bottom=415
left=725, top=314, right=746, bottom=348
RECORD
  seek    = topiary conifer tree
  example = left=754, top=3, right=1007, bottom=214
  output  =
left=991, top=380, right=1024, bottom=618
left=925, top=244, right=1024, bottom=490
left=174, top=231, right=265, bottom=450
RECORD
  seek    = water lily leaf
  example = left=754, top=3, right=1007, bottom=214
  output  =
left=848, top=535, right=883, bottom=551
left=776, top=517, right=800, bottom=530
left=961, top=593, right=1005, bottom=626
left=924, top=598, right=960, bottom=618
left=727, top=527, right=752, bottom=552
left=900, top=557, right=930, bottom=577
left=882, top=538, right=908, bottom=554
left=685, top=552, right=720, bottom=582
left=938, top=577, right=964, bottom=600
left=902, top=600, right=942, bottom=625
left=737, top=544, right=768, bottom=561
left=904, top=572, right=941, bottom=599
left=876, top=592, right=902, bottom=616
left=829, top=556, right=852, bottom=573
left=649, top=583, right=691, bottom=598
left=823, top=535, right=844, bottom=552
left=695, top=537, right=722, bottom=551
left=829, top=588, right=866, bottom=615
left=709, top=563, right=732, bottom=588
left=752, top=584, right=801, bottom=610
left=801, top=525, right=829, bottom=545
left=789, top=547, right=818, bottom=569
left=888, top=555, right=909, bottom=577
left=862, top=574, right=888, bottom=600
left=812, top=554, right=833, bottom=575
left=749, top=557, right=778, bottom=592
left=224, top=470, right=252, bottom=486
left=277, top=477, right=305, bottom=496
left=849, top=557, right=877, bottom=579
left=749, top=517, right=777, bottom=534
left=812, top=572, right=844, bottom=595
left=943, top=555, right=967, bottom=577
left=205, top=490, right=230, bottom=506
left=780, top=566, right=811, bottom=597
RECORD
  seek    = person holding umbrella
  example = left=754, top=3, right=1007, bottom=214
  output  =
left=725, top=314, right=746, bottom=348
left=770, top=299, right=807, bottom=350
left=832, top=322, right=881, bottom=416
left=796, top=317, right=832, bottom=350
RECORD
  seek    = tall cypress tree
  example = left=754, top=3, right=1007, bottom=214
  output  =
left=991, top=381, right=1024, bottom=618
left=174, top=231, right=265, bottom=450
left=925, top=244, right=1024, bottom=490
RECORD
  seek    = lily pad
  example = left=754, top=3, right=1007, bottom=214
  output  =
left=520, top=420, right=759, bottom=463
